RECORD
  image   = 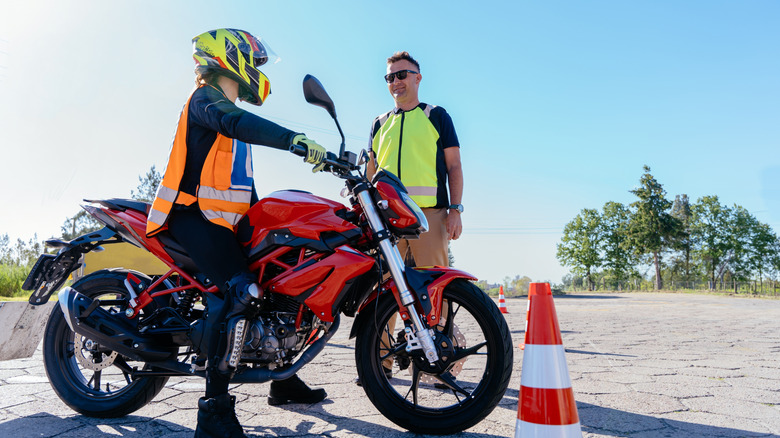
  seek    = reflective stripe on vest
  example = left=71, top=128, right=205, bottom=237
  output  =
left=372, top=105, right=439, bottom=207
left=146, top=86, right=253, bottom=237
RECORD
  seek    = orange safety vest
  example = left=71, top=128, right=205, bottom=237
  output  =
left=146, top=87, right=253, bottom=237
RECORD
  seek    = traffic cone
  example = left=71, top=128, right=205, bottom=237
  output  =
left=518, top=296, right=530, bottom=350
left=515, top=283, right=582, bottom=437
left=498, top=285, right=509, bottom=314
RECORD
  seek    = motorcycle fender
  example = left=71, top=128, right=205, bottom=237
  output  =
left=0, top=301, right=56, bottom=361
left=349, top=267, right=476, bottom=339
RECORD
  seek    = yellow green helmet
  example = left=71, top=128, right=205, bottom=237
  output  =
left=192, top=29, right=277, bottom=106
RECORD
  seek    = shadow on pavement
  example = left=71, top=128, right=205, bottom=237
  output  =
left=0, top=401, right=766, bottom=438
left=498, top=387, right=766, bottom=437
left=0, top=413, right=193, bottom=437
left=259, top=399, right=508, bottom=438
left=555, top=294, right=624, bottom=299
left=564, top=349, right=636, bottom=357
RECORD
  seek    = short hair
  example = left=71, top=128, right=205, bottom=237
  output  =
left=387, top=51, right=420, bottom=72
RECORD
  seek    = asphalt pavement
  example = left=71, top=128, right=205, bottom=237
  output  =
left=1, top=292, right=779, bottom=437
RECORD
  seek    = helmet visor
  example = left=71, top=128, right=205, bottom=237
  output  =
left=238, top=37, right=280, bottom=68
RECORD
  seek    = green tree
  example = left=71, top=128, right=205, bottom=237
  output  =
left=744, top=216, right=777, bottom=291
left=599, top=201, right=635, bottom=289
left=60, top=164, right=161, bottom=241
left=766, top=237, right=780, bottom=288
left=131, top=165, right=162, bottom=202
left=13, top=234, right=44, bottom=266
left=627, top=165, right=682, bottom=290
left=0, top=234, right=11, bottom=265
left=557, top=208, right=602, bottom=291
left=560, top=273, right=576, bottom=290
left=509, top=275, right=532, bottom=296
left=726, top=205, right=754, bottom=284
left=61, top=209, right=102, bottom=241
left=669, top=194, right=694, bottom=282
left=690, top=196, right=731, bottom=289
left=0, top=233, right=44, bottom=297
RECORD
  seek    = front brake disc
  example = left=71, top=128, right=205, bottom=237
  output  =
left=417, top=325, right=466, bottom=384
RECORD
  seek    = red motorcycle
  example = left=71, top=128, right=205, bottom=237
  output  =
left=24, top=75, right=513, bottom=435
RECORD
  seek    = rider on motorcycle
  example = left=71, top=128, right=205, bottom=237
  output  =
left=145, top=28, right=328, bottom=438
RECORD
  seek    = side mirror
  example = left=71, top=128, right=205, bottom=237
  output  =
left=303, top=74, right=337, bottom=119
left=302, top=74, right=347, bottom=158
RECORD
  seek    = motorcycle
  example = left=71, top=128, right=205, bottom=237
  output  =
left=23, top=75, right=513, bottom=435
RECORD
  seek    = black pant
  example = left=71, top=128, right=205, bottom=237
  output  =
left=167, top=207, right=249, bottom=288
left=167, top=207, right=250, bottom=397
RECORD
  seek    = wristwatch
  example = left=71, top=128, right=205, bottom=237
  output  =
left=448, top=204, right=464, bottom=213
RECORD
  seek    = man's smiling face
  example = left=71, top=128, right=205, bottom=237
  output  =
left=387, top=59, right=421, bottom=109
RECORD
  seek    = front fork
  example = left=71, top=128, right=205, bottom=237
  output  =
left=355, top=190, right=440, bottom=365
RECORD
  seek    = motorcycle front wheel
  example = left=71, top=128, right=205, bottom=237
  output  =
left=42, top=270, right=170, bottom=417
left=355, top=279, right=513, bottom=435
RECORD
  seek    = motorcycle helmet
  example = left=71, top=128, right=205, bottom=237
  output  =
left=192, top=28, right=278, bottom=106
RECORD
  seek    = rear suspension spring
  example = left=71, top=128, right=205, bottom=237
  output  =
left=177, top=290, right=198, bottom=318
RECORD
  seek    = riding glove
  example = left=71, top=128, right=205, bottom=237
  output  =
left=293, top=134, right=326, bottom=167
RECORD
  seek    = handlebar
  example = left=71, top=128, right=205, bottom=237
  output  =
left=289, top=144, right=358, bottom=174
left=289, top=143, right=307, bottom=157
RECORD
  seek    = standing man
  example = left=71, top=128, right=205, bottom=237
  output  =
left=368, top=51, right=464, bottom=268
left=363, top=51, right=464, bottom=382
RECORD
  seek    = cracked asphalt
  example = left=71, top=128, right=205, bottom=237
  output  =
left=1, top=292, right=779, bottom=437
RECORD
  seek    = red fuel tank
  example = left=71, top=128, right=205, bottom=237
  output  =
left=236, top=190, right=360, bottom=258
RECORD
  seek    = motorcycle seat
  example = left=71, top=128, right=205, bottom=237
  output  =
left=153, top=232, right=200, bottom=275
left=85, top=198, right=151, bottom=215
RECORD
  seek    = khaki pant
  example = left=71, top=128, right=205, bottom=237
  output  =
left=396, top=208, right=449, bottom=268
left=381, top=208, right=450, bottom=370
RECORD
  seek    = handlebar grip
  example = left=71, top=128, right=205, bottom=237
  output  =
left=289, top=143, right=307, bottom=157
left=290, top=143, right=355, bottom=173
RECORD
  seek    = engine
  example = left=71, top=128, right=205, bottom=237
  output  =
left=240, top=311, right=309, bottom=366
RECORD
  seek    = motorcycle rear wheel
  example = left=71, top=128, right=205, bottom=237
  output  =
left=43, top=270, right=170, bottom=418
left=355, top=279, right=513, bottom=434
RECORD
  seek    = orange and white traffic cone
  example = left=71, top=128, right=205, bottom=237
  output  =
left=498, top=285, right=509, bottom=314
left=515, top=282, right=582, bottom=437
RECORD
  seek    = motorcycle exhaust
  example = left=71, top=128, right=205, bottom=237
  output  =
left=57, top=287, right=174, bottom=362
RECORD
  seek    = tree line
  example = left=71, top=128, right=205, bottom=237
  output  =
left=473, top=275, right=534, bottom=298
left=0, top=234, right=45, bottom=297
left=0, top=166, right=162, bottom=297
left=556, top=165, right=780, bottom=293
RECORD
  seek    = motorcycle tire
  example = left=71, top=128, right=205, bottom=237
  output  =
left=355, top=278, right=513, bottom=435
left=42, top=269, right=170, bottom=418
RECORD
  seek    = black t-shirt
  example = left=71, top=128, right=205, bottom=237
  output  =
left=179, top=85, right=297, bottom=197
left=369, top=103, right=460, bottom=208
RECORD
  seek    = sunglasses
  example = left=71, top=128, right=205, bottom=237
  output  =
left=384, top=69, right=418, bottom=83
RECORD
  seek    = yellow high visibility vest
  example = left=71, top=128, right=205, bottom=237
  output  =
left=371, top=105, right=439, bottom=207
left=146, top=86, right=253, bottom=237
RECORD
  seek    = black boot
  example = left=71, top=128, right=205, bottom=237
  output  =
left=194, top=393, right=246, bottom=438
left=268, top=373, right=327, bottom=406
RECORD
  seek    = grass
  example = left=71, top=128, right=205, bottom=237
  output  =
left=0, top=295, right=32, bottom=302
left=560, top=288, right=780, bottom=299
left=0, top=264, right=31, bottom=298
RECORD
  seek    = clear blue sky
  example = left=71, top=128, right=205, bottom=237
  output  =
left=1, top=1, right=778, bottom=284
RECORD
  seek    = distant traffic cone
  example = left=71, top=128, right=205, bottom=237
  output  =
left=515, top=283, right=582, bottom=437
left=498, top=285, right=509, bottom=314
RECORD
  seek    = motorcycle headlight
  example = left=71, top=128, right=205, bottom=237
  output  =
left=399, top=191, right=428, bottom=234
left=373, top=171, right=429, bottom=238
